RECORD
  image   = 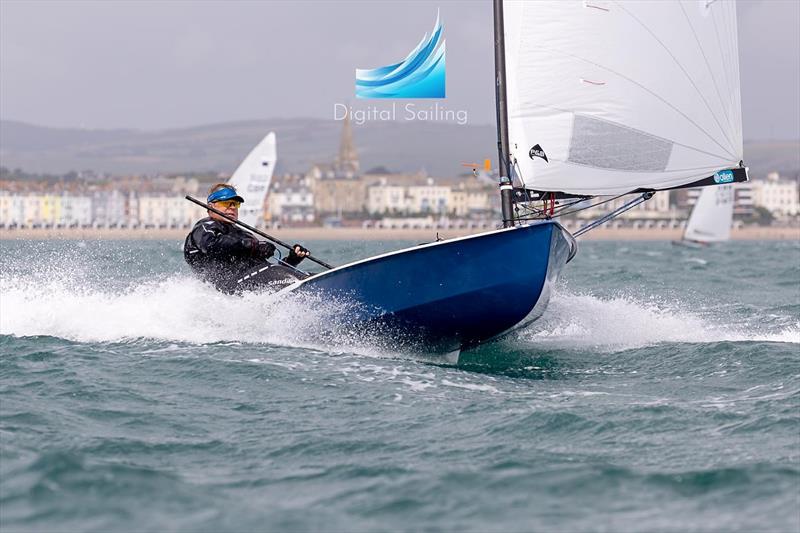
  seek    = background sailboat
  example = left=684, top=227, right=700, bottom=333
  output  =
left=227, top=132, right=276, bottom=227
left=676, top=184, right=735, bottom=247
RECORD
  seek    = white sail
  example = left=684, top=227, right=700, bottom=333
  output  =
left=227, top=132, right=276, bottom=227
left=503, top=0, right=743, bottom=196
left=683, top=184, right=734, bottom=243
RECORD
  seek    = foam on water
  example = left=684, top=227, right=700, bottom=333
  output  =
left=0, top=273, right=380, bottom=352
left=2, top=270, right=797, bottom=355
left=517, top=289, right=800, bottom=352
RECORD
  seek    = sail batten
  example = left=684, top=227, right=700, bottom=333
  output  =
left=502, top=0, right=744, bottom=196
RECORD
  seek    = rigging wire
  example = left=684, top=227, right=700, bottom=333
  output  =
left=512, top=192, right=632, bottom=221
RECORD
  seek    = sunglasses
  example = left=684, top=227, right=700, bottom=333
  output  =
left=213, top=200, right=241, bottom=209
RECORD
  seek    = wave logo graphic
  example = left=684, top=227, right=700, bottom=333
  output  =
left=355, top=11, right=446, bottom=99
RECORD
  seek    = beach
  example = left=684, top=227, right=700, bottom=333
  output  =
left=2, top=225, right=798, bottom=241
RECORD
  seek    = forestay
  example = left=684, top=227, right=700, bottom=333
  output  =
left=503, top=0, right=743, bottom=196
left=227, top=132, right=276, bottom=227
left=683, top=184, right=734, bottom=243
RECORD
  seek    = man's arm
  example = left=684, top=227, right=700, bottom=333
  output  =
left=192, top=221, right=274, bottom=259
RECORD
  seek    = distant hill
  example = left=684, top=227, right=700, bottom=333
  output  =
left=741, top=140, right=800, bottom=178
left=0, top=119, right=797, bottom=179
left=0, top=119, right=495, bottom=178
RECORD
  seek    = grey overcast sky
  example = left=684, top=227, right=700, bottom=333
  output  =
left=1, top=0, right=798, bottom=140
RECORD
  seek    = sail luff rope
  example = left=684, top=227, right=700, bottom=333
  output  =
left=710, top=7, right=738, bottom=145
left=676, top=1, right=739, bottom=155
left=729, top=4, right=744, bottom=150
left=717, top=0, right=743, bottom=150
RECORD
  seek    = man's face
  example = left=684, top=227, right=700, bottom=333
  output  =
left=209, top=200, right=240, bottom=223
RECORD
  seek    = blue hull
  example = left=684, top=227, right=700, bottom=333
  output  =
left=287, top=221, right=576, bottom=352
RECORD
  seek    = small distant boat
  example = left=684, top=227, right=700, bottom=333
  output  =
left=227, top=132, right=276, bottom=227
left=674, top=185, right=735, bottom=247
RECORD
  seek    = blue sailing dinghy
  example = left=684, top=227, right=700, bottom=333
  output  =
left=279, top=0, right=747, bottom=352
left=190, top=0, right=748, bottom=356
left=286, top=221, right=576, bottom=351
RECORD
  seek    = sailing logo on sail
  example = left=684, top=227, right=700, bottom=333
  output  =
left=355, top=11, right=446, bottom=99
left=529, top=144, right=549, bottom=163
left=713, top=170, right=734, bottom=184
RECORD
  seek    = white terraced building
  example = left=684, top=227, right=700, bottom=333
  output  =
left=268, top=179, right=315, bottom=224
left=137, top=195, right=206, bottom=228
left=0, top=192, right=26, bottom=227
left=0, top=192, right=93, bottom=228
left=751, top=173, right=799, bottom=217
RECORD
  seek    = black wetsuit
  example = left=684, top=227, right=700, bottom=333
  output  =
left=183, top=217, right=307, bottom=294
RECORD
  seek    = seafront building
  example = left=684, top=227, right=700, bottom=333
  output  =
left=365, top=176, right=494, bottom=218
left=0, top=191, right=93, bottom=228
left=751, top=172, right=799, bottom=217
left=2, top=173, right=797, bottom=230
left=0, top=118, right=796, bottom=230
left=574, top=188, right=681, bottom=229
left=309, top=112, right=370, bottom=218
left=138, top=195, right=205, bottom=228
left=0, top=172, right=497, bottom=229
left=267, top=174, right=315, bottom=225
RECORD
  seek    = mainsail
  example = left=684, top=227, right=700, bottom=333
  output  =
left=683, top=184, right=735, bottom=243
left=502, top=0, right=745, bottom=196
left=227, top=132, right=277, bottom=227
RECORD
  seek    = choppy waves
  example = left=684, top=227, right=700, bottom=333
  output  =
left=1, top=240, right=799, bottom=532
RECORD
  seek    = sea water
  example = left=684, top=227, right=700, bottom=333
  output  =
left=1, top=238, right=798, bottom=532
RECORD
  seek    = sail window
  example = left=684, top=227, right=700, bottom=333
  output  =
left=567, top=114, right=673, bottom=172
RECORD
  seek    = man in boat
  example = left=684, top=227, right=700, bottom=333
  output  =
left=183, top=183, right=310, bottom=294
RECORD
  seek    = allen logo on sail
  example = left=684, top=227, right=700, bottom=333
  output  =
left=355, top=11, right=446, bottom=99
left=713, top=170, right=735, bottom=184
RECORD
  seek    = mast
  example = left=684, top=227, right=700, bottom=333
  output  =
left=493, top=0, right=514, bottom=228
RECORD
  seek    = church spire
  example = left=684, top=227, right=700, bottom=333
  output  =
left=335, top=112, right=360, bottom=177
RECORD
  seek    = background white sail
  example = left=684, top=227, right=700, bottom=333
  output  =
left=503, top=0, right=743, bottom=195
left=683, top=184, right=734, bottom=243
left=227, top=132, right=276, bottom=227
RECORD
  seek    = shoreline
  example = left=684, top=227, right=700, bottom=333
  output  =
left=1, top=226, right=798, bottom=242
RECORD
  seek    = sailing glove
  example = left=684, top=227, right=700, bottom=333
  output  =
left=286, top=244, right=309, bottom=266
left=254, top=240, right=276, bottom=259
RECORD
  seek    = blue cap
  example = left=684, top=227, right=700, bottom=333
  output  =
left=207, top=186, right=245, bottom=204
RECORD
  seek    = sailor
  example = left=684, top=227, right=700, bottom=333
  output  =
left=184, top=183, right=310, bottom=294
